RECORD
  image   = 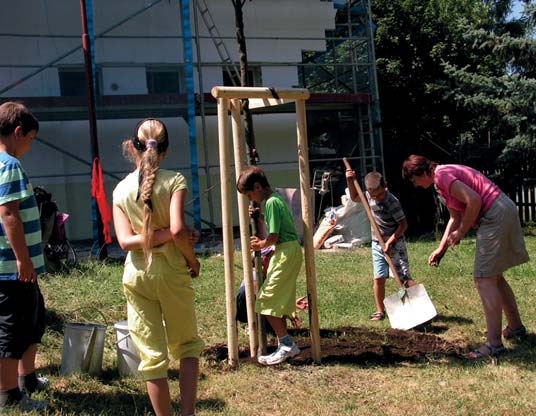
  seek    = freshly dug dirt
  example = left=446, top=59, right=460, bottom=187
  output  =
left=203, top=326, right=465, bottom=366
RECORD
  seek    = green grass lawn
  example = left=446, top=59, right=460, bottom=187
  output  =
left=19, top=232, right=536, bottom=415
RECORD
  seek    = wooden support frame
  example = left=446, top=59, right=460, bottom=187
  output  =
left=212, top=86, right=321, bottom=367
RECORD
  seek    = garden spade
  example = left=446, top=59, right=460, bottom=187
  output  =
left=342, top=158, right=437, bottom=330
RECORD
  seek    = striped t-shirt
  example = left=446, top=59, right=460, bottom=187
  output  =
left=366, top=190, right=406, bottom=242
left=0, top=152, right=45, bottom=280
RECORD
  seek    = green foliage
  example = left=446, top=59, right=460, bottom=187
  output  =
left=371, top=0, right=536, bottom=234
left=442, top=27, right=536, bottom=182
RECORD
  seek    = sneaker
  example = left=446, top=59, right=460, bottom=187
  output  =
left=0, top=394, right=47, bottom=414
left=258, top=343, right=300, bottom=365
left=35, top=376, right=49, bottom=392
left=18, top=375, right=49, bottom=394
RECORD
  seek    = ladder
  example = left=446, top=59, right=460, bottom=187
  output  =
left=358, top=103, right=376, bottom=174
left=195, top=0, right=241, bottom=85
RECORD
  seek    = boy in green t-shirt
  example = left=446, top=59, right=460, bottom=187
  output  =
left=237, top=166, right=303, bottom=365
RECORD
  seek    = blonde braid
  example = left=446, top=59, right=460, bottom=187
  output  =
left=136, top=119, right=167, bottom=266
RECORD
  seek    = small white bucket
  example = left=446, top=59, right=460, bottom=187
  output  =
left=114, top=320, right=141, bottom=376
left=60, top=322, right=106, bottom=376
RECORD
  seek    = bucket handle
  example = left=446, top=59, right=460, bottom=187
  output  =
left=81, top=326, right=97, bottom=372
left=71, top=306, right=110, bottom=326
left=115, top=332, right=131, bottom=346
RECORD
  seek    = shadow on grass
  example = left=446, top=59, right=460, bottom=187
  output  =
left=433, top=313, right=473, bottom=325
left=50, top=390, right=150, bottom=415
left=46, top=377, right=227, bottom=415
left=197, top=397, right=227, bottom=412
left=45, top=308, right=65, bottom=335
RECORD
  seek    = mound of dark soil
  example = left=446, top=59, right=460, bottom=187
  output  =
left=203, top=326, right=465, bottom=366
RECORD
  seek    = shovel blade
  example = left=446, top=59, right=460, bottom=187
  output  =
left=383, top=284, right=437, bottom=330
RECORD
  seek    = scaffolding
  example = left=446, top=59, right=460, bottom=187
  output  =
left=0, top=0, right=384, bottom=233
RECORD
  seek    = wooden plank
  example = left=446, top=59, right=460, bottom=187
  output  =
left=516, top=184, right=523, bottom=222
left=248, top=97, right=295, bottom=109
left=217, top=98, right=239, bottom=368
left=230, top=99, right=259, bottom=358
left=295, top=99, right=321, bottom=364
left=524, top=184, right=530, bottom=223
left=527, top=185, right=536, bottom=222
left=211, top=86, right=310, bottom=100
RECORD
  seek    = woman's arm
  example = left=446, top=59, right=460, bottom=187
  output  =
left=170, top=189, right=199, bottom=277
left=113, top=205, right=172, bottom=251
left=446, top=180, right=482, bottom=246
left=429, top=207, right=461, bottom=266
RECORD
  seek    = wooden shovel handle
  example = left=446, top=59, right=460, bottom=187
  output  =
left=342, top=158, right=406, bottom=289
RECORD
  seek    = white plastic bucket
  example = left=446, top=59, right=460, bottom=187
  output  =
left=114, top=320, right=141, bottom=376
left=60, top=322, right=106, bottom=376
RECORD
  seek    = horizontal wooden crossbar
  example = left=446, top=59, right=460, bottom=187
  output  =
left=211, top=86, right=310, bottom=100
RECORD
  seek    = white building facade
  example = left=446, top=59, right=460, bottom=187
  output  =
left=0, top=0, right=380, bottom=240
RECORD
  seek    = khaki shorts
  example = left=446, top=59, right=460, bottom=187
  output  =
left=474, top=193, right=530, bottom=277
left=123, top=253, right=204, bottom=381
left=256, top=240, right=303, bottom=318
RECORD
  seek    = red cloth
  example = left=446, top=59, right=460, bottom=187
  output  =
left=91, top=157, right=112, bottom=244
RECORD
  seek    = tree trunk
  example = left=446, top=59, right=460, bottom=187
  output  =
left=232, top=0, right=258, bottom=165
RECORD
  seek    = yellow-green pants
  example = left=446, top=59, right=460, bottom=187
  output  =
left=122, top=253, right=204, bottom=381
left=256, top=240, right=303, bottom=318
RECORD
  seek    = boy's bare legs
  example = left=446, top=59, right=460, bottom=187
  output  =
left=265, top=315, right=287, bottom=338
left=146, top=378, right=172, bottom=416
left=373, top=277, right=386, bottom=314
left=179, top=357, right=199, bottom=416
left=0, top=359, right=18, bottom=391
left=17, top=344, right=37, bottom=376
left=1, top=343, right=39, bottom=391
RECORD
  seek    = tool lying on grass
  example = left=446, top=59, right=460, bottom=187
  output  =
left=342, top=158, right=437, bottom=330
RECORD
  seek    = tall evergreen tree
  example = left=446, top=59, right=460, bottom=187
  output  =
left=371, top=0, right=535, bottom=233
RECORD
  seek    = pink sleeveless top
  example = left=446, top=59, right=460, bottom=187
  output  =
left=434, top=164, right=500, bottom=220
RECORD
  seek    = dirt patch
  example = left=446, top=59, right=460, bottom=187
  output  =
left=203, top=326, right=465, bottom=366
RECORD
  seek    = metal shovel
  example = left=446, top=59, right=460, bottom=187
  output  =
left=343, top=158, right=437, bottom=330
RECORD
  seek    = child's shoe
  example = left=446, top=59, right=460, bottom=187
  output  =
left=18, top=373, right=49, bottom=395
left=258, top=343, right=300, bottom=365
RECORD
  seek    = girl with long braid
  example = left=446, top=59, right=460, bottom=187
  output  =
left=113, top=118, right=203, bottom=416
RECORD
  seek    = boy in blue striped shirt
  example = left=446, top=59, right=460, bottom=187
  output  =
left=0, top=102, right=47, bottom=413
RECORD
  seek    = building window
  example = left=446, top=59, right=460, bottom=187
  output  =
left=222, top=65, right=262, bottom=87
left=146, top=67, right=184, bottom=94
left=58, top=67, right=101, bottom=96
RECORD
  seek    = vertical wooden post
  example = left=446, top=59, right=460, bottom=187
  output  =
left=230, top=99, right=259, bottom=357
left=295, top=99, right=321, bottom=364
left=217, top=98, right=239, bottom=368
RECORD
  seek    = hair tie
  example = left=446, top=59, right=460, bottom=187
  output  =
left=145, top=139, right=158, bottom=149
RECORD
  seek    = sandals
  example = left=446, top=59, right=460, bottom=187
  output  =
left=369, top=311, right=385, bottom=321
left=502, top=325, right=527, bottom=341
left=467, top=342, right=505, bottom=360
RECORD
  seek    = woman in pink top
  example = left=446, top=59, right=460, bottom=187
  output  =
left=402, top=155, right=529, bottom=359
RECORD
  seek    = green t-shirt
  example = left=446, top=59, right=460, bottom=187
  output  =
left=264, top=192, right=298, bottom=244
